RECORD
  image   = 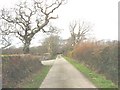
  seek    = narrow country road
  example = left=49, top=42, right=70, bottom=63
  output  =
left=40, top=55, right=96, bottom=88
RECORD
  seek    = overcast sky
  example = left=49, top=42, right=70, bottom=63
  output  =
left=0, top=0, right=119, bottom=47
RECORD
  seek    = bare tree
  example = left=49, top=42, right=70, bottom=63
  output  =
left=69, top=20, right=91, bottom=46
left=0, top=22, right=12, bottom=49
left=1, top=36, right=11, bottom=49
left=42, top=35, right=60, bottom=56
left=0, top=0, right=65, bottom=54
left=45, top=25, right=62, bottom=36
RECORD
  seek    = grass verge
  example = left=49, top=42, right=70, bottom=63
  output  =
left=64, top=56, right=118, bottom=88
left=18, top=66, right=51, bottom=88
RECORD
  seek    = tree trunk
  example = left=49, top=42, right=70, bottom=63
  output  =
left=23, top=42, right=30, bottom=54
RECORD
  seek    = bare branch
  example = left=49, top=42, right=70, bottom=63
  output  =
left=47, top=1, right=62, bottom=15
left=0, top=0, right=65, bottom=53
left=69, top=20, right=91, bottom=46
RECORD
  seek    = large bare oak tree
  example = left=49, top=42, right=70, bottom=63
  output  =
left=0, top=0, right=65, bottom=54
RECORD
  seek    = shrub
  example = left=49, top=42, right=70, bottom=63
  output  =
left=2, top=55, right=43, bottom=88
left=70, top=40, right=118, bottom=85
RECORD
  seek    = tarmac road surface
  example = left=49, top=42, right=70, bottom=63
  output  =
left=40, top=55, right=96, bottom=88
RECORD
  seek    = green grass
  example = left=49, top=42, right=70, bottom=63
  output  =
left=64, top=56, right=118, bottom=88
left=18, top=66, right=51, bottom=88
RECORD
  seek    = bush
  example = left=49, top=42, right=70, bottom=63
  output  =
left=2, top=55, right=43, bottom=88
left=69, top=40, right=118, bottom=85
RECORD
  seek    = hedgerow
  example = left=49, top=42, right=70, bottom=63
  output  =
left=2, top=55, right=43, bottom=88
left=67, top=40, right=118, bottom=85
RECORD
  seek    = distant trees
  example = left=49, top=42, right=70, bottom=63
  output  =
left=0, top=0, right=65, bottom=54
left=60, top=20, right=92, bottom=55
left=2, top=25, right=62, bottom=55
left=69, top=20, right=91, bottom=47
left=30, top=46, right=48, bottom=55
left=42, top=35, right=60, bottom=57
left=2, top=46, right=23, bottom=54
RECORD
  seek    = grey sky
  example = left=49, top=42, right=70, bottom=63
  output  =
left=0, top=0, right=118, bottom=47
